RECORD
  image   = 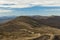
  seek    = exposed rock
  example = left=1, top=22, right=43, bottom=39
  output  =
left=32, top=35, right=50, bottom=40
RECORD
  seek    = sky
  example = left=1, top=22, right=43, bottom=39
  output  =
left=0, top=0, right=60, bottom=16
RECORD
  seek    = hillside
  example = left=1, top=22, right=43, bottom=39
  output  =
left=32, top=16, right=60, bottom=29
left=0, top=16, right=60, bottom=40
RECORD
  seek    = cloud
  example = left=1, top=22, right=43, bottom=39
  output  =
left=0, top=9, right=13, bottom=13
left=0, top=0, right=60, bottom=8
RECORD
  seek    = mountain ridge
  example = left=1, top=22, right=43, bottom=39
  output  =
left=0, top=16, right=60, bottom=40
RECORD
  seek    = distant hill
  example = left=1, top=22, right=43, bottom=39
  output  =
left=31, top=16, right=60, bottom=29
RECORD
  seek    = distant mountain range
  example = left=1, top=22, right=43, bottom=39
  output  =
left=0, top=16, right=60, bottom=40
left=0, top=16, right=16, bottom=24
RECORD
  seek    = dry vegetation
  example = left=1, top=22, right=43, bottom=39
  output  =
left=0, top=16, right=60, bottom=40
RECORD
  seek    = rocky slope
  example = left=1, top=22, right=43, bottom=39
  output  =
left=0, top=16, right=60, bottom=40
